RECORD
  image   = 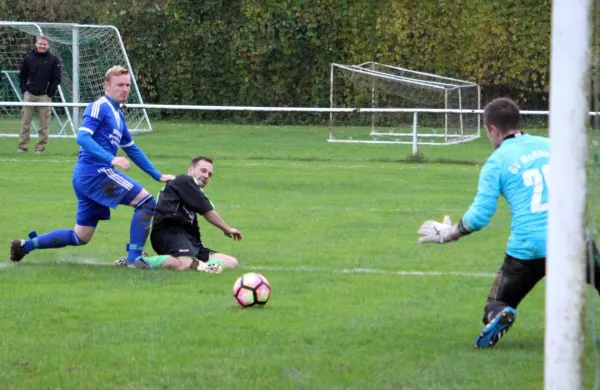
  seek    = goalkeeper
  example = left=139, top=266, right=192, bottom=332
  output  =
left=417, top=97, right=600, bottom=348
left=116, top=156, right=242, bottom=271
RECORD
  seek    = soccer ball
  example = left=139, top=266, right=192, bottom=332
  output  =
left=233, top=272, right=271, bottom=307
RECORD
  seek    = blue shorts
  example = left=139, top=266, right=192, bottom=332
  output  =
left=72, top=167, right=144, bottom=227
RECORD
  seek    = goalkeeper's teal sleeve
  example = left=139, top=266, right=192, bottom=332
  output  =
left=461, top=157, right=501, bottom=233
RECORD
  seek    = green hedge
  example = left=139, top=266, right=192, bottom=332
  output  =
left=3, top=0, right=556, bottom=114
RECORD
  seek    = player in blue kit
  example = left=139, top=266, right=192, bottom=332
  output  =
left=9, top=66, right=174, bottom=267
left=417, top=97, right=600, bottom=348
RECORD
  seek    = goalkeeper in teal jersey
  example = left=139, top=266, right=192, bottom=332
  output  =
left=417, top=97, right=600, bottom=348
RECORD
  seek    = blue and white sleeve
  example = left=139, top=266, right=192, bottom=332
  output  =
left=122, top=144, right=162, bottom=181
left=119, top=120, right=134, bottom=148
left=120, top=125, right=162, bottom=180
left=460, top=157, right=502, bottom=233
left=78, top=101, right=103, bottom=135
left=76, top=103, right=114, bottom=165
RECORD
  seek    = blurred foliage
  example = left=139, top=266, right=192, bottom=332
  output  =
left=1, top=0, right=559, bottom=115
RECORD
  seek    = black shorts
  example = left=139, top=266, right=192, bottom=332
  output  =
left=486, top=255, right=546, bottom=311
left=150, top=229, right=217, bottom=262
left=483, top=251, right=600, bottom=322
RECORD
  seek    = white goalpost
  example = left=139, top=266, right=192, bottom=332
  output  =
left=328, top=62, right=481, bottom=145
left=0, top=69, right=73, bottom=136
left=0, top=21, right=152, bottom=138
left=545, top=0, right=593, bottom=388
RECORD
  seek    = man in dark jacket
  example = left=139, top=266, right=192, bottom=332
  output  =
left=17, top=35, right=62, bottom=154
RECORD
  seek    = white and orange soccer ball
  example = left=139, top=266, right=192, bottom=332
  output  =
left=233, top=272, right=271, bottom=307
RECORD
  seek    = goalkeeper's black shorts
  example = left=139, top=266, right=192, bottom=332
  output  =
left=150, top=228, right=216, bottom=262
left=486, top=251, right=600, bottom=311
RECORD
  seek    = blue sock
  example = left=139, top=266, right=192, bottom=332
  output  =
left=23, top=229, right=85, bottom=254
left=125, top=195, right=156, bottom=263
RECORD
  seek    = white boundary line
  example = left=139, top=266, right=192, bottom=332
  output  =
left=0, top=259, right=495, bottom=278
left=0, top=158, right=479, bottom=170
left=0, top=158, right=77, bottom=163
left=247, top=265, right=494, bottom=278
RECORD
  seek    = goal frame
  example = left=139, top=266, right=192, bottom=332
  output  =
left=544, top=0, right=593, bottom=388
left=0, top=21, right=152, bottom=138
left=0, top=70, right=74, bottom=136
left=328, top=62, right=481, bottom=145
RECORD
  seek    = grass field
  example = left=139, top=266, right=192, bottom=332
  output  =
left=0, top=122, right=598, bottom=389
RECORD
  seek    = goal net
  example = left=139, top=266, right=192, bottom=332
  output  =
left=329, top=62, right=481, bottom=145
left=0, top=70, right=74, bottom=136
left=0, top=21, right=151, bottom=138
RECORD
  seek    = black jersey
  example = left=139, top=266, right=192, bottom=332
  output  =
left=151, top=174, right=213, bottom=239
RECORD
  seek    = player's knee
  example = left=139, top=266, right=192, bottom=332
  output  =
left=169, top=257, right=191, bottom=271
left=222, top=256, right=239, bottom=269
left=187, top=258, right=200, bottom=271
left=136, top=195, right=156, bottom=219
left=73, top=225, right=95, bottom=243
left=137, top=195, right=156, bottom=211
left=73, top=232, right=89, bottom=246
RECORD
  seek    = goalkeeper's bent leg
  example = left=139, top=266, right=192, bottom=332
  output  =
left=592, top=262, right=600, bottom=295
left=586, top=239, right=600, bottom=295
left=481, top=255, right=545, bottom=324
left=475, top=255, right=545, bottom=348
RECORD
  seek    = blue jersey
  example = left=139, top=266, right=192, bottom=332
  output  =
left=74, top=95, right=134, bottom=175
left=461, top=134, right=550, bottom=260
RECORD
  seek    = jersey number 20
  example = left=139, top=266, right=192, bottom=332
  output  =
left=522, top=164, right=549, bottom=213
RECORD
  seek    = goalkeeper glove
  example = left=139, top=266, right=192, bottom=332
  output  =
left=417, top=215, right=461, bottom=244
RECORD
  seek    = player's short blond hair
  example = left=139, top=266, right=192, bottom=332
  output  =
left=104, top=66, right=129, bottom=82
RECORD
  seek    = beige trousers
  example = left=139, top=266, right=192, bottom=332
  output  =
left=18, top=91, right=52, bottom=152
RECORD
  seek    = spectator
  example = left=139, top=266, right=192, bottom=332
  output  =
left=17, top=35, right=62, bottom=154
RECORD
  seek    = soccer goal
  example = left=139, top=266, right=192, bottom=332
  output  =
left=328, top=62, right=481, bottom=145
left=0, top=21, right=151, bottom=137
left=0, top=70, right=74, bottom=136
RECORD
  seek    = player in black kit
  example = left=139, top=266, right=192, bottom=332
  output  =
left=120, top=156, right=242, bottom=271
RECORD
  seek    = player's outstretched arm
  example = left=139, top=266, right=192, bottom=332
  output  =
left=418, top=157, right=501, bottom=245
left=122, top=143, right=173, bottom=181
left=202, top=210, right=243, bottom=241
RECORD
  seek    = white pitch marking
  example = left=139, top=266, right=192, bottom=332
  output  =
left=1, top=258, right=494, bottom=278
left=0, top=158, right=475, bottom=171
left=0, top=158, right=76, bottom=163
left=245, top=265, right=494, bottom=278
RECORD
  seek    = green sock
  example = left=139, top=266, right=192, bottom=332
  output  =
left=207, top=258, right=224, bottom=268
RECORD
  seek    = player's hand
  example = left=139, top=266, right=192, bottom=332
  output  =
left=224, top=228, right=242, bottom=241
left=159, top=174, right=176, bottom=182
left=417, top=215, right=458, bottom=244
left=111, top=156, right=130, bottom=171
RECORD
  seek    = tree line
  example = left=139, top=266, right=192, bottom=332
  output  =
left=4, top=0, right=585, bottom=116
